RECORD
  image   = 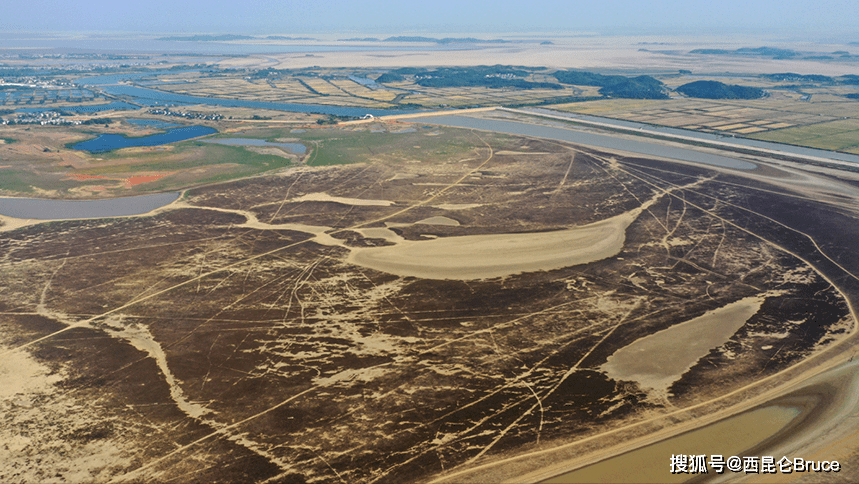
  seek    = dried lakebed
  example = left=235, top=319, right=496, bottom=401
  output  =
left=195, top=187, right=666, bottom=281
left=1, top=125, right=857, bottom=484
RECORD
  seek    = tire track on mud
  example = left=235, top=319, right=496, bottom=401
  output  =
left=428, top=146, right=859, bottom=484
left=1, top=129, right=499, bottom=482
left=0, top=131, right=495, bottom=358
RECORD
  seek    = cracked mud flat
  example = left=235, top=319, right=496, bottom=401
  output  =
left=1, top=125, right=858, bottom=483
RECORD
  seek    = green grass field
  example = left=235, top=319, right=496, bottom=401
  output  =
left=293, top=126, right=484, bottom=167
left=749, top=119, right=859, bottom=151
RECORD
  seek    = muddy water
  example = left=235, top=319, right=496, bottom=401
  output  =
left=0, top=192, right=180, bottom=220
left=602, top=296, right=764, bottom=394
left=414, top=115, right=757, bottom=170
left=542, top=405, right=800, bottom=483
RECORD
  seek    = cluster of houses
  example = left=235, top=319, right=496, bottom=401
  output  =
left=148, top=108, right=223, bottom=121
left=0, top=77, right=77, bottom=89
left=0, top=111, right=81, bottom=126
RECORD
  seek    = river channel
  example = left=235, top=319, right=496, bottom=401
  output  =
left=411, top=114, right=758, bottom=170
left=525, top=107, right=859, bottom=166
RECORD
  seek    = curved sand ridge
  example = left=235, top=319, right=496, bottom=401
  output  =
left=347, top=209, right=640, bottom=280
left=191, top=187, right=674, bottom=281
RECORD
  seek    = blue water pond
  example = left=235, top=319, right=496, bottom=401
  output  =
left=73, top=125, right=216, bottom=153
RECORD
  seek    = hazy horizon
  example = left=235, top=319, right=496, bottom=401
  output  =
left=4, top=0, right=859, bottom=41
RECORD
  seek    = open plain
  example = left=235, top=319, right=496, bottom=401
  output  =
left=3, top=109, right=859, bottom=482
left=4, top=31, right=859, bottom=483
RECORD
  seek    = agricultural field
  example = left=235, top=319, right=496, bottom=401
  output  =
left=65, top=65, right=855, bottom=155
left=146, top=69, right=586, bottom=110
left=748, top=118, right=859, bottom=152
left=6, top=61, right=859, bottom=154
left=554, top=87, right=859, bottom=152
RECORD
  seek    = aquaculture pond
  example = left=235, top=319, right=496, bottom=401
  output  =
left=95, top=84, right=417, bottom=117
left=15, top=101, right=141, bottom=114
left=73, top=125, right=216, bottom=153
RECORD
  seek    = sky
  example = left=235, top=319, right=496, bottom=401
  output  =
left=4, top=0, right=859, bottom=40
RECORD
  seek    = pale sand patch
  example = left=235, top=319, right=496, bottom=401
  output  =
left=314, top=366, right=392, bottom=386
left=353, top=217, right=458, bottom=242
left=98, top=318, right=210, bottom=419
left=347, top=210, right=637, bottom=281
left=0, top=214, right=42, bottom=233
left=601, top=296, right=764, bottom=395
left=244, top=145, right=298, bottom=160
left=415, top=216, right=460, bottom=226
left=346, top=184, right=680, bottom=280
left=386, top=173, right=418, bottom=181
left=291, top=192, right=394, bottom=206
left=357, top=227, right=404, bottom=243
left=384, top=221, right=411, bottom=228
left=0, top=347, right=133, bottom=482
left=432, top=203, right=483, bottom=211
left=0, top=346, right=62, bottom=398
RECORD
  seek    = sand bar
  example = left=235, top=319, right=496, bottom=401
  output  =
left=602, top=296, right=764, bottom=394
left=290, top=192, right=395, bottom=206
left=348, top=211, right=636, bottom=280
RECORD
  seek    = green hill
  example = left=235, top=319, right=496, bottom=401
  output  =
left=676, top=80, right=765, bottom=99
